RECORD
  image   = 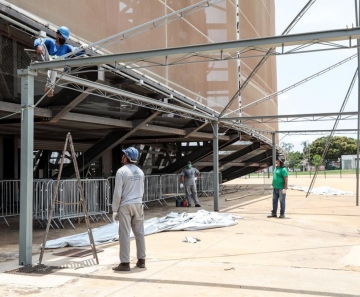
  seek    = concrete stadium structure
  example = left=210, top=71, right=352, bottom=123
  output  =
left=0, top=0, right=278, bottom=181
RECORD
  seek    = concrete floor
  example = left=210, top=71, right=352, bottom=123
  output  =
left=1, top=176, right=360, bottom=296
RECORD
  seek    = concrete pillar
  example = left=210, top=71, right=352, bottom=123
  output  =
left=0, top=137, right=3, bottom=180
left=102, top=149, right=112, bottom=178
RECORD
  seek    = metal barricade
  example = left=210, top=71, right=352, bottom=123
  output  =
left=58, top=179, right=110, bottom=228
left=0, top=180, right=20, bottom=226
left=159, top=174, right=179, bottom=205
left=33, top=179, right=60, bottom=228
left=199, top=172, right=213, bottom=196
left=144, top=175, right=160, bottom=207
left=0, top=172, right=222, bottom=226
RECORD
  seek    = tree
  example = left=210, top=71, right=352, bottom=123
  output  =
left=280, top=142, right=294, bottom=159
left=301, top=140, right=310, bottom=159
left=287, top=151, right=302, bottom=170
left=312, top=154, right=322, bottom=168
left=309, top=136, right=357, bottom=160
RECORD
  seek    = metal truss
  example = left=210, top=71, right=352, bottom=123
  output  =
left=277, top=130, right=357, bottom=135
left=56, top=74, right=216, bottom=122
left=58, top=0, right=225, bottom=59
left=222, top=54, right=357, bottom=117
left=219, top=0, right=317, bottom=117
left=56, top=73, right=280, bottom=151
left=276, top=129, right=357, bottom=134
left=219, top=111, right=358, bottom=124
left=29, top=27, right=360, bottom=71
left=306, top=68, right=357, bottom=197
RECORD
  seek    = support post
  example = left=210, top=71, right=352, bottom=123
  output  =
left=212, top=121, right=219, bottom=211
left=356, top=0, right=360, bottom=206
left=18, top=69, right=37, bottom=265
left=272, top=133, right=276, bottom=173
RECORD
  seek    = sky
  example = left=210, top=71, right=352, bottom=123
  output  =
left=274, top=0, right=359, bottom=152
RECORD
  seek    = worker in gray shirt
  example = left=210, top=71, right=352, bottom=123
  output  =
left=112, top=147, right=146, bottom=271
left=180, top=161, right=201, bottom=207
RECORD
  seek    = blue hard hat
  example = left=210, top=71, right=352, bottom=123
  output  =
left=57, top=26, right=70, bottom=40
left=122, top=147, right=139, bottom=163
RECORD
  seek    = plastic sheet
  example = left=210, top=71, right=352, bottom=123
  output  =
left=44, top=210, right=242, bottom=249
left=290, top=186, right=354, bottom=196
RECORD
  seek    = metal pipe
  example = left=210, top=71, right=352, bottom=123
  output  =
left=356, top=0, right=360, bottom=206
left=29, top=28, right=360, bottom=71
left=0, top=12, right=38, bottom=34
left=212, top=121, right=219, bottom=212
left=272, top=133, right=276, bottom=176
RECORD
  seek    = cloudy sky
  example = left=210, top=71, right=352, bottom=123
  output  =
left=274, top=0, right=358, bottom=152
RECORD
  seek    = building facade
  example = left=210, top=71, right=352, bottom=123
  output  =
left=0, top=0, right=278, bottom=180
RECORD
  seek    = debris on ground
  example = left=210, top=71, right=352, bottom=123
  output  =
left=182, top=237, right=201, bottom=243
left=290, top=186, right=353, bottom=196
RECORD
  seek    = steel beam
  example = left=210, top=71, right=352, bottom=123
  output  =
left=157, top=136, right=239, bottom=174
left=60, top=112, right=160, bottom=177
left=54, top=74, right=216, bottom=122
left=220, top=111, right=358, bottom=121
left=222, top=153, right=272, bottom=181
left=276, top=129, right=358, bottom=133
left=49, top=88, right=94, bottom=123
left=221, top=150, right=269, bottom=177
left=30, top=28, right=360, bottom=71
left=200, top=142, right=261, bottom=172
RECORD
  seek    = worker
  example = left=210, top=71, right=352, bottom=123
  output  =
left=34, top=26, right=87, bottom=97
left=179, top=161, right=201, bottom=207
left=112, top=147, right=146, bottom=271
left=268, top=155, right=288, bottom=218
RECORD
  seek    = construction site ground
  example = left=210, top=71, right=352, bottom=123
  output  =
left=0, top=175, right=359, bottom=296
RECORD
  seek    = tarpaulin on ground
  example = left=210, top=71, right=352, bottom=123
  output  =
left=290, top=186, right=353, bottom=195
left=44, top=210, right=242, bottom=249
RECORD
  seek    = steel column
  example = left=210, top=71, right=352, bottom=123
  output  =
left=212, top=121, right=219, bottom=212
left=272, top=133, right=276, bottom=175
left=355, top=0, right=360, bottom=206
left=17, top=69, right=37, bottom=265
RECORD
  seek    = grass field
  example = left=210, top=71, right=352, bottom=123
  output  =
left=248, top=169, right=356, bottom=179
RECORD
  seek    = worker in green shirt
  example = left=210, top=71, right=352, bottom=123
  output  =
left=268, top=155, right=288, bottom=218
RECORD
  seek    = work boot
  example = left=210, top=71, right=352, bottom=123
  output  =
left=195, top=204, right=201, bottom=207
left=267, top=213, right=277, bottom=218
left=279, top=214, right=285, bottom=219
left=136, top=259, right=146, bottom=268
left=112, top=262, right=130, bottom=271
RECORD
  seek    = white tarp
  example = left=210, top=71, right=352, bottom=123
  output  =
left=290, top=185, right=354, bottom=196
left=44, top=210, right=242, bottom=249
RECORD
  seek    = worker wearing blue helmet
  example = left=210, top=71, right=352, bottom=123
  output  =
left=34, top=26, right=88, bottom=97
left=112, top=147, right=146, bottom=271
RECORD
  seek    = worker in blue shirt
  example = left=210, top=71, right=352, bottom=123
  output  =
left=34, top=26, right=87, bottom=97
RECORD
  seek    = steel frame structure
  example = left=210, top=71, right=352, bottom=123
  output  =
left=29, top=27, right=360, bottom=71
left=9, top=1, right=360, bottom=266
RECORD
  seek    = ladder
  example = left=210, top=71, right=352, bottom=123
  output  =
left=38, top=132, right=99, bottom=264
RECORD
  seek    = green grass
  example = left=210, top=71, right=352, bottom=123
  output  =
left=248, top=169, right=356, bottom=178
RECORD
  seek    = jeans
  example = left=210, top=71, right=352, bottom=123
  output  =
left=272, top=188, right=286, bottom=215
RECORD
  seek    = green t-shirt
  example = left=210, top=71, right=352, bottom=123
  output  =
left=272, top=166, right=288, bottom=189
